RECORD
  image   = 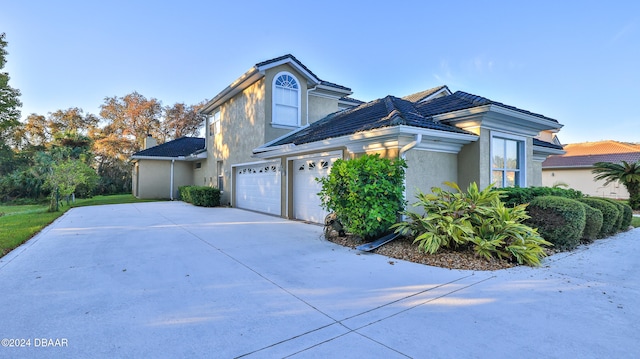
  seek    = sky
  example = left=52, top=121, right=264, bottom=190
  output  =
left=1, top=0, right=638, bottom=144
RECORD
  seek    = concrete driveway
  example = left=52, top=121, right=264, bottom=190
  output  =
left=1, top=202, right=638, bottom=358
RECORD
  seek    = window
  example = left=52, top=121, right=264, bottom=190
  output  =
left=217, top=161, right=224, bottom=192
left=491, top=134, right=525, bottom=188
left=211, top=109, right=221, bottom=135
left=272, top=72, right=300, bottom=127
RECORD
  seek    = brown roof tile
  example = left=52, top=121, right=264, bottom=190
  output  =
left=542, top=140, right=640, bottom=168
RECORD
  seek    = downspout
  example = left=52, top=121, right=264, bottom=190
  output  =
left=306, top=85, right=317, bottom=125
left=170, top=159, right=175, bottom=200
left=399, top=134, right=422, bottom=214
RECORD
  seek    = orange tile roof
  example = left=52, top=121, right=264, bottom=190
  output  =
left=560, top=140, right=640, bottom=157
left=542, top=140, right=640, bottom=168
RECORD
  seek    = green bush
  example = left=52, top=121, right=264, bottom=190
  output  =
left=393, top=182, right=551, bottom=266
left=179, top=186, right=220, bottom=207
left=525, top=196, right=585, bottom=251
left=317, top=154, right=406, bottom=240
left=499, top=186, right=583, bottom=207
left=578, top=202, right=603, bottom=243
left=577, top=198, right=619, bottom=237
left=600, top=198, right=633, bottom=230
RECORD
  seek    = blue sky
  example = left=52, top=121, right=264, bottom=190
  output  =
left=1, top=0, right=638, bottom=144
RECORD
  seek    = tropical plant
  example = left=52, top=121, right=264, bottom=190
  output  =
left=592, top=160, right=640, bottom=210
left=317, top=154, right=406, bottom=240
left=393, top=182, right=551, bottom=266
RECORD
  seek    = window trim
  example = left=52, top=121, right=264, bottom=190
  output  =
left=490, top=131, right=527, bottom=188
left=212, top=109, right=221, bottom=135
left=272, top=71, right=301, bottom=128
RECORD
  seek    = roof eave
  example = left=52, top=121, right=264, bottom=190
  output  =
left=252, top=125, right=478, bottom=159
left=200, top=67, right=263, bottom=114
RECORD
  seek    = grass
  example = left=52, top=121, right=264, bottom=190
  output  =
left=0, top=194, right=160, bottom=258
left=632, top=216, right=640, bottom=228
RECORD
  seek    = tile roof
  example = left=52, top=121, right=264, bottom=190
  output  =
left=533, top=138, right=564, bottom=150
left=415, top=91, right=559, bottom=123
left=339, top=96, right=365, bottom=105
left=132, top=137, right=205, bottom=158
left=542, top=140, right=640, bottom=168
left=556, top=140, right=640, bottom=156
left=402, top=85, right=449, bottom=103
left=268, top=95, right=473, bottom=147
left=256, top=54, right=351, bottom=92
left=543, top=152, right=640, bottom=168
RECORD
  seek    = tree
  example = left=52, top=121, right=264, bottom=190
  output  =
left=48, top=107, right=99, bottom=136
left=0, top=33, right=22, bottom=147
left=592, top=161, right=640, bottom=210
left=99, top=92, right=163, bottom=150
left=161, top=101, right=206, bottom=141
left=44, top=159, right=97, bottom=211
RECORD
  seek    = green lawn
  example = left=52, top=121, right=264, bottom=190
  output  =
left=632, top=216, right=640, bottom=228
left=0, top=195, right=160, bottom=258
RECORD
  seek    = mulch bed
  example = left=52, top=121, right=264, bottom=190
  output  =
left=325, top=231, right=517, bottom=271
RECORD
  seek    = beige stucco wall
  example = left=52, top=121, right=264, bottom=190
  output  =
left=457, top=133, right=483, bottom=190
left=542, top=168, right=629, bottom=199
left=308, top=94, right=339, bottom=123
left=530, top=160, right=543, bottom=187
left=134, top=159, right=194, bottom=199
left=405, top=150, right=457, bottom=207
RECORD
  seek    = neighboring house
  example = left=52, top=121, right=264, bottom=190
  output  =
left=542, top=140, right=640, bottom=199
left=132, top=54, right=564, bottom=223
left=131, top=136, right=206, bottom=199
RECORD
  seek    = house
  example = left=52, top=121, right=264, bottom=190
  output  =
left=542, top=140, right=640, bottom=198
left=132, top=54, right=564, bottom=223
left=131, top=135, right=206, bottom=199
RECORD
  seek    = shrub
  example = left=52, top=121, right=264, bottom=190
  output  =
left=578, top=202, right=603, bottom=243
left=577, top=198, right=618, bottom=237
left=317, top=154, right=406, bottom=240
left=526, top=196, right=585, bottom=251
left=393, top=182, right=551, bottom=266
left=499, top=186, right=583, bottom=207
left=600, top=198, right=633, bottom=230
left=179, top=186, right=220, bottom=207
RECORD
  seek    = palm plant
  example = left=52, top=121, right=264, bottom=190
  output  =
left=592, top=161, right=640, bottom=210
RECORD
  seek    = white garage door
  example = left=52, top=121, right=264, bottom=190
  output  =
left=293, top=155, right=340, bottom=223
left=235, top=161, right=281, bottom=215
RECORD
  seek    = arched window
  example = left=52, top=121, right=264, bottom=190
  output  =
left=273, top=72, right=300, bottom=127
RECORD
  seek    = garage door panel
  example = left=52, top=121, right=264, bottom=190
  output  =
left=293, top=156, right=339, bottom=223
left=235, top=162, right=281, bottom=215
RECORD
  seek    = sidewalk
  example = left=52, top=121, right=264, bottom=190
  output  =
left=1, top=202, right=638, bottom=358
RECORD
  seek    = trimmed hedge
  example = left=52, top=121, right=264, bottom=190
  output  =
left=499, top=186, right=583, bottom=207
left=526, top=196, right=586, bottom=251
left=179, top=186, right=220, bottom=207
left=578, top=202, right=603, bottom=243
left=600, top=198, right=633, bottom=230
left=577, top=198, right=619, bottom=238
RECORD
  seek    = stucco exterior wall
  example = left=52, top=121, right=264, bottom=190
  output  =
left=530, top=160, right=543, bottom=187
left=405, top=150, right=457, bottom=209
left=457, top=134, right=483, bottom=190
left=308, top=94, right=339, bottom=123
left=206, top=78, right=267, bottom=205
left=542, top=168, right=629, bottom=199
left=135, top=160, right=194, bottom=199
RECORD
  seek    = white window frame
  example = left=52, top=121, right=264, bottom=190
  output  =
left=272, top=71, right=301, bottom=128
left=490, top=131, right=527, bottom=188
left=212, top=109, right=221, bottom=135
